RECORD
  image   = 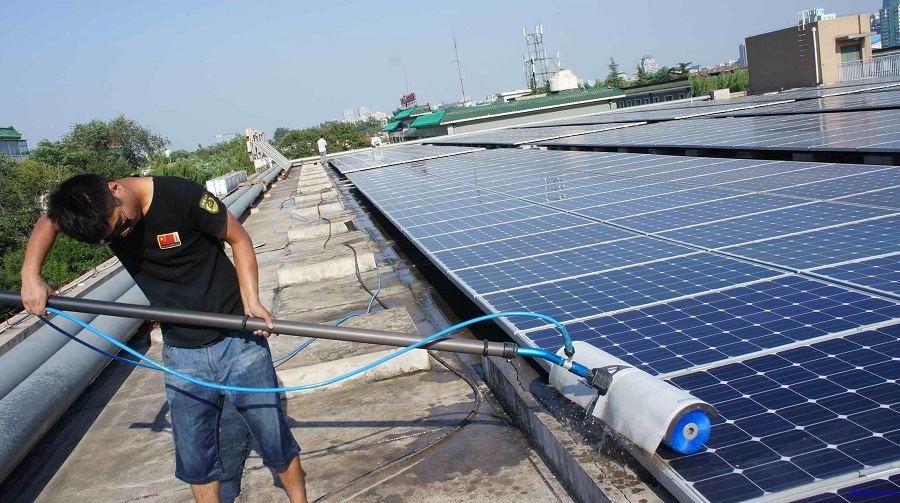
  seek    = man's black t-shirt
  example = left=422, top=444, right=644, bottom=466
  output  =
left=110, top=176, right=243, bottom=347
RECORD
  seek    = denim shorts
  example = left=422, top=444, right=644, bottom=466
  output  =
left=162, top=331, right=301, bottom=484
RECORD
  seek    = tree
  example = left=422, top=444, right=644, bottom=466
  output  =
left=674, top=62, right=693, bottom=78
left=603, top=58, right=628, bottom=89
left=62, top=115, right=169, bottom=171
left=634, top=64, right=651, bottom=86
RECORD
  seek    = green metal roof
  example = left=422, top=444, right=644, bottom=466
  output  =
left=439, top=87, right=624, bottom=125
left=409, top=111, right=446, bottom=128
left=382, top=120, right=402, bottom=132
left=0, top=127, right=21, bottom=139
left=392, top=105, right=429, bottom=120
left=392, top=107, right=416, bottom=120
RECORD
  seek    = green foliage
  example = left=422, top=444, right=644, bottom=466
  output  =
left=603, top=58, right=628, bottom=89
left=0, top=235, right=113, bottom=294
left=148, top=135, right=252, bottom=184
left=634, top=64, right=651, bottom=86
left=690, top=68, right=750, bottom=97
left=0, top=115, right=170, bottom=299
left=271, top=121, right=371, bottom=159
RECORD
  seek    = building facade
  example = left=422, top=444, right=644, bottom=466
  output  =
left=881, top=0, right=900, bottom=48
left=0, top=127, right=28, bottom=161
left=738, top=44, right=748, bottom=67
left=640, top=54, right=659, bottom=74
left=746, top=14, right=873, bottom=93
left=616, top=80, right=692, bottom=108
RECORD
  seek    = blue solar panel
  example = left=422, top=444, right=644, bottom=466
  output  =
left=611, top=194, right=804, bottom=233
left=330, top=144, right=482, bottom=174
left=340, top=147, right=900, bottom=502
left=425, top=123, right=642, bottom=146
left=837, top=187, right=900, bottom=209
left=415, top=214, right=595, bottom=251
left=449, top=238, right=696, bottom=293
left=525, top=277, right=900, bottom=375
left=767, top=168, right=900, bottom=200
left=432, top=224, right=633, bottom=270
left=796, top=473, right=900, bottom=502
left=665, top=323, right=900, bottom=503
left=536, top=109, right=900, bottom=154
left=482, top=254, right=783, bottom=330
left=725, top=216, right=900, bottom=270
left=658, top=204, right=894, bottom=249
left=812, top=256, right=900, bottom=296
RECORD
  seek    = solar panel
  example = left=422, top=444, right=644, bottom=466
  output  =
left=341, top=147, right=900, bottom=503
left=666, top=323, right=900, bottom=502
left=507, top=98, right=796, bottom=128
left=424, top=123, right=642, bottom=146
left=537, top=109, right=900, bottom=154
left=709, top=89, right=900, bottom=117
left=329, top=144, right=482, bottom=174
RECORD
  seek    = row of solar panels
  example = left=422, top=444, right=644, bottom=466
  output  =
left=329, top=79, right=900, bottom=502
left=331, top=144, right=900, bottom=503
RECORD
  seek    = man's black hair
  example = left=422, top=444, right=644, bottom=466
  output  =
left=47, top=174, right=116, bottom=243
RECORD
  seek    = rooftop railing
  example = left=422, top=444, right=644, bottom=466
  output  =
left=839, top=53, right=900, bottom=82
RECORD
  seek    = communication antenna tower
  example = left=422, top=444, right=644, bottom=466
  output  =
left=451, top=25, right=468, bottom=103
left=523, top=24, right=557, bottom=91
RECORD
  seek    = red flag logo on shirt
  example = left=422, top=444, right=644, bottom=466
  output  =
left=157, top=232, right=181, bottom=250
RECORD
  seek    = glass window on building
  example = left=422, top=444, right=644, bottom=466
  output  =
left=653, top=97, right=660, bottom=103
left=840, top=44, right=863, bottom=63
left=665, top=95, right=673, bottom=101
left=644, top=98, right=650, bottom=104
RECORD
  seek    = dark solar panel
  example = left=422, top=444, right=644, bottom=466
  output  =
left=424, top=123, right=642, bottom=146
left=329, top=144, right=482, bottom=174
left=537, top=109, right=900, bottom=154
left=343, top=147, right=900, bottom=502
left=709, top=89, right=900, bottom=117
left=666, top=324, right=900, bottom=503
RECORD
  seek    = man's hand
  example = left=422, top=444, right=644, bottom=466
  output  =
left=245, top=300, right=275, bottom=337
left=21, top=275, right=53, bottom=316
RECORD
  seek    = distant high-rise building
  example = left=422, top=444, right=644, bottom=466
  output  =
left=882, top=0, right=900, bottom=48
left=738, top=44, right=748, bottom=66
left=358, top=106, right=370, bottom=119
left=640, top=54, right=659, bottom=75
left=343, top=108, right=355, bottom=122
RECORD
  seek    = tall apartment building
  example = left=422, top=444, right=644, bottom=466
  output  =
left=342, top=108, right=355, bottom=122
left=882, top=0, right=900, bottom=48
left=738, top=44, right=748, bottom=66
left=640, top=54, right=659, bottom=74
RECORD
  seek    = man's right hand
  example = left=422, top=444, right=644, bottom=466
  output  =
left=21, top=276, right=53, bottom=316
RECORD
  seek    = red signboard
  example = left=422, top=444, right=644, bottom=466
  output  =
left=401, top=92, right=417, bottom=108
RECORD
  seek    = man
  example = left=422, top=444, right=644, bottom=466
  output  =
left=316, top=135, right=327, bottom=165
left=20, top=174, right=307, bottom=503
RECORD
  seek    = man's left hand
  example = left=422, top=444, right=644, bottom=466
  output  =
left=245, top=301, right=275, bottom=337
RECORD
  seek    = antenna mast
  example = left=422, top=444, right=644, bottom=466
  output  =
left=451, top=25, right=468, bottom=103
left=523, top=24, right=555, bottom=91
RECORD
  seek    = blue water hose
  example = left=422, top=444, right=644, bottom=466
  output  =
left=44, top=308, right=579, bottom=393
left=39, top=308, right=710, bottom=453
left=271, top=252, right=384, bottom=364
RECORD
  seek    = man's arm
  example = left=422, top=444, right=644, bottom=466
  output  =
left=218, top=211, right=274, bottom=336
left=20, top=215, right=60, bottom=316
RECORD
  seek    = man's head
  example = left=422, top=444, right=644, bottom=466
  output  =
left=47, top=174, right=134, bottom=244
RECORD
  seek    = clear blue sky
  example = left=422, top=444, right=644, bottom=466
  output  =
left=2, top=0, right=877, bottom=151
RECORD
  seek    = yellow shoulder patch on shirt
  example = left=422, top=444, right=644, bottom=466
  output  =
left=199, top=193, right=220, bottom=214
